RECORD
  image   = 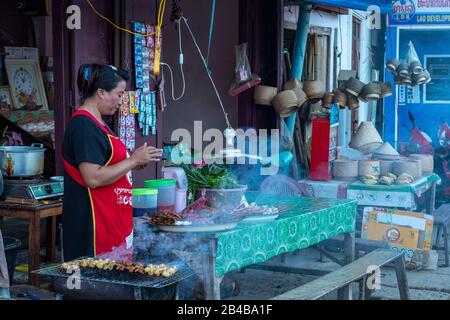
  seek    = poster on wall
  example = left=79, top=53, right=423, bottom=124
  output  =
left=389, top=0, right=450, bottom=25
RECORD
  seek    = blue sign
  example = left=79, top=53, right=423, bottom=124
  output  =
left=389, top=0, right=450, bottom=25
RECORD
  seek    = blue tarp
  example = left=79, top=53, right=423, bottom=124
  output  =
left=306, top=0, right=393, bottom=13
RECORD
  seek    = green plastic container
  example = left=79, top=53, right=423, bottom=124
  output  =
left=143, top=179, right=176, bottom=212
left=132, top=188, right=158, bottom=217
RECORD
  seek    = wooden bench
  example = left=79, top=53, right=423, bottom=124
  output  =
left=432, top=204, right=450, bottom=267
left=272, top=248, right=410, bottom=300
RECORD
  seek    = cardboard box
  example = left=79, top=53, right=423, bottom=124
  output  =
left=361, top=207, right=433, bottom=262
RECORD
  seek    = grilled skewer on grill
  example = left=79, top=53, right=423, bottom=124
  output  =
left=61, top=258, right=177, bottom=277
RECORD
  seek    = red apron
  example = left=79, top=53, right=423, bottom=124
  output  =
left=63, top=110, right=133, bottom=257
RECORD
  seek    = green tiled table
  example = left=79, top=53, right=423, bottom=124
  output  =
left=347, top=174, right=441, bottom=213
left=149, top=192, right=358, bottom=299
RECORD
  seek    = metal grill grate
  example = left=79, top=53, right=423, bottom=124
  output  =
left=33, top=258, right=196, bottom=289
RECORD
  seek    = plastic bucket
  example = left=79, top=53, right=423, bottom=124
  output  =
left=143, top=179, right=176, bottom=213
left=132, top=188, right=158, bottom=217
left=3, top=236, right=21, bottom=284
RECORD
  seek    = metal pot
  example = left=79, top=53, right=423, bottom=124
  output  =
left=0, top=144, right=45, bottom=177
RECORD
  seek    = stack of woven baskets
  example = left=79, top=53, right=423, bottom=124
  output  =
left=386, top=58, right=431, bottom=86
left=254, top=79, right=328, bottom=118
left=322, top=77, right=392, bottom=111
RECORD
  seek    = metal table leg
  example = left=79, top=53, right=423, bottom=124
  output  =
left=202, top=239, right=222, bottom=300
left=427, top=182, right=437, bottom=215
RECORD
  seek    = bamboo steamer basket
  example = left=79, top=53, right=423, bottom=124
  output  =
left=410, top=61, right=423, bottom=75
left=408, top=154, right=434, bottom=175
left=322, top=92, right=334, bottom=108
left=380, top=82, right=393, bottom=98
left=358, top=160, right=381, bottom=177
left=254, top=85, right=278, bottom=106
left=333, top=160, right=359, bottom=181
left=272, top=90, right=299, bottom=118
left=386, top=58, right=400, bottom=73
left=333, top=89, right=347, bottom=108
left=392, top=159, right=422, bottom=179
left=412, top=71, right=427, bottom=85
left=346, top=93, right=359, bottom=110
left=360, top=82, right=382, bottom=101
left=397, top=63, right=410, bottom=77
left=372, top=142, right=400, bottom=161
left=303, top=80, right=325, bottom=100
left=283, top=79, right=307, bottom=107
left=379, top=160, right=394, bottom=175
left=345, top=77, right=365, bottom=96
left=350, top=121, right=383, bottom=154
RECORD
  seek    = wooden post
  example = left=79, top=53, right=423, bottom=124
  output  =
left=45, top=216, right=57, bottom=262
left=28, top=214, right=41, bottom=286
left=338, top=231, right=355, bottom=299
left=393, top=256, right=410, bottom=300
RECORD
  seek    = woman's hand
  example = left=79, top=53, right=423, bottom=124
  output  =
left=131, top=143, right=163, bottom=167
left=78, top=143, right=162, bottom=189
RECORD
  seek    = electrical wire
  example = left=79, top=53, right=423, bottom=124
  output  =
left=84, top=0, right=155, bottom=37
left=180, top=16, right=231, bottom=129
left=156, top=0, right=167, bottom=46
left=160, top=20, right=185, bottom=101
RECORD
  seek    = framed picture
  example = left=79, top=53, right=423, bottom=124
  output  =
left=0, top=86, right=12, bottom=110
left=4, top=59, right=49, bottom=110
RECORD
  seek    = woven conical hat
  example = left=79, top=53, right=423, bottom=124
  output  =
left=373, top=142, right=399, bottom=156
left=349, top=121, right=383, bottom=150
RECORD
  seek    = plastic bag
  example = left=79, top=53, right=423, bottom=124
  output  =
left=233, top=43, right=252, bottom=84
left=405, top=40, right=420, bottom=64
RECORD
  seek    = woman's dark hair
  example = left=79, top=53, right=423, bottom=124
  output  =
left=77, top=64, right=130, bottom=102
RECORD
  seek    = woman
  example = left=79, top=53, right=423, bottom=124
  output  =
left=62, top=64, right=162, bottom=261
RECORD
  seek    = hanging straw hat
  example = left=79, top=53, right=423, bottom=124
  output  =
left=386, top=58, right=400, bottom=73
left=303, top=80, right=325, bottom=100
left=333, top=160, right=359, bottom=181
left=408, top=154, right=434, bottom=175
left=283, top=79, right=307, bottom=106
left=345, top=77, right=365, bottom=96
left=349, top=121, right=383, bottom=154
left=333, top=89, right=347, bottom=108
left=360, top=82, right=382, bottom=101
left=322, top=92, right=334, bottom=109
left=254, top=85, right=278, bottom=106
left=372, top=142, right=400, bottom=160
left=347, top=93, right=359, bottom=110
left=272, top=90, right=299, bottom=118
left=409, top=61, right=423, bottom=75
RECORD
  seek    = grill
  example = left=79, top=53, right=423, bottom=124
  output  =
left=33, top=257, right=196, bottom=289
